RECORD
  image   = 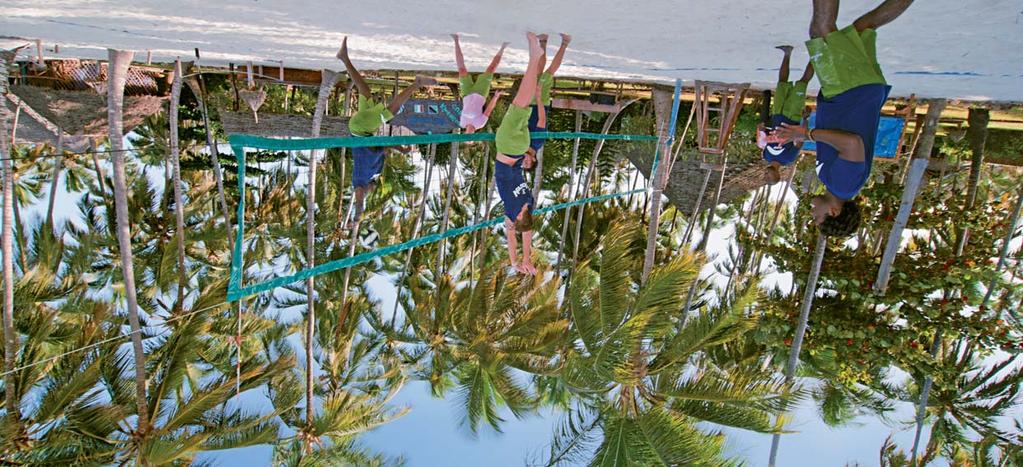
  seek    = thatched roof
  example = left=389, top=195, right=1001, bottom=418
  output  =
left=4, top=85, right=167, bottom=148
left=220, top=111, right=351, bottom=137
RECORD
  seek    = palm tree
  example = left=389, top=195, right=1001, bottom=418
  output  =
left=168, top=59, right=188, bottom=309
left=106, top=48, right=150, bottom=427
left=536, top=221, right=794, bottom=466
left=912, top=340, right=1022, bottom=465
left=1, top=94, right=18, bottom=423
left=387, top=259, right=565, bottom=434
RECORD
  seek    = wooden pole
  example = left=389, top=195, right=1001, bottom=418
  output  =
left=875, top=100, right=946, bottom=293
left=768, top=233, right=828, bottom=467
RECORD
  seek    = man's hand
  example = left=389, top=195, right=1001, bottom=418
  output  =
left=772, top=122, right=809, bottom=146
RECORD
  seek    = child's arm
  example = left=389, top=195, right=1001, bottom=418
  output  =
left=504, top=218, right=519, bottom=267
left=484, top=91, right=505, bottom=118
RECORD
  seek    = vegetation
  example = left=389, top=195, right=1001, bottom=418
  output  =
left=0, top=75, right=1020, bottom=466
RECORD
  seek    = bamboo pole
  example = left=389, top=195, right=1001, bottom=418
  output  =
left=875, top=100, right=946, bottom=293
left=768, top=233, right=828, bottom=467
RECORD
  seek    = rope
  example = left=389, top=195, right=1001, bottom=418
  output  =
left=228, top=131, right=657, bottom=151
left=227, top=188, right=644, bottom=301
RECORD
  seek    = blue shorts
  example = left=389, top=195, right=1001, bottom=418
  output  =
left=762, top=114, right=801, bottom=166
left=495, top=157, right=533, bottom=221
left=352, top=146, right=385, bottom=188
left=528, top=104, right=551, bottom=152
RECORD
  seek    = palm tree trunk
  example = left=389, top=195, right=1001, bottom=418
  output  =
left=681, top=169, right=713, bottom=246
left=910, top=331, right=942, bottom=465
left=2, top=94, right=20, bottom=422
left=106, top=48, right=149, bottom=427
left=390, top=144, right=436, bottom=327
left=437, top=141, right=458, bottom=275
left=185, top=69, right=233, bottom=250
left=45, top=132, right=63, bottom=229
left=982, top=184, right=1023, bottom=306
left=305, top=69, right=338, bottom=430
left=875, top=100, right=946, bottom=293
left=571, top=101, right=638, bottom=269
left=768, top=232, right=827, bottom=467
left=641, top=86, right=680, bottom=283
left=555, top=111, right=583, bottom=273
left=169, top=59, right=187, bottom=310
left=955, top=108, right=990, bottom=256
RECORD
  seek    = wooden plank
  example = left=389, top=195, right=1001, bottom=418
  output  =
left=551, top=98, right=621, bottom=113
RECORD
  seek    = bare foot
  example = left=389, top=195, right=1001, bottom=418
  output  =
left=451, top=33, right=460, bottom=42
left=559, top=33, right=572, bottom=44
left=775, top=45, right=794, bottom=55
left=414, top=75, right=437, bottom=87
left=515, top=263, right=528, bottom=275
left=537, top=33, right=549, bottom=47
left=522, top=261, right=537, bottom=275
left=336, top=37, right=349, bottom=61
left=500, top=41, right=510, bottom=49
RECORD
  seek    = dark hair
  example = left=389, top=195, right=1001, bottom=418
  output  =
left=515, top=207, right=534, bottom=232
left=819, top=199, right=861, bottom=237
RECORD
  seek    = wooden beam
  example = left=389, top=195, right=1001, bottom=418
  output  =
left=552, top=97, right=621, bottom=113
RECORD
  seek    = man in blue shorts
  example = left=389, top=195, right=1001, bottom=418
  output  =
left=773, top=0, right=910, bottom=237
left=758, top=45, right=813, bottom=185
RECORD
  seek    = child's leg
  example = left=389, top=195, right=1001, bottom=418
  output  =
left=387, top=75, right=437, bottom=116
left=776, top=45, right=793, bottom=82
left=485, top=41, right=510, bottom=74
left=853, top=0, right=914, bottom=32
left=810, top=0, right=840, bottom=38
left=545, top=33, right=572, bottom=75
left=337, top=37, right=373, bottom=97
left=504, top=219, right=519, bottom=268
left=536, top=34, right=549, bottom=77
left=536, top=94, right=547, bottom=129
left=512, top=33, right=544, bottom=108
left=452, top=34, right=468, bottom=76
left=799, top=61, right=815, bottom=84
left=520, top=229, right=535, bottom=274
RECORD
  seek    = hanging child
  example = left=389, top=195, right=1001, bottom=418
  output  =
left=494, top=32, right=545, bottom=275
left=452, top=34, right=507, bottom=134
left=337, top=37, right=436, bottom=226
